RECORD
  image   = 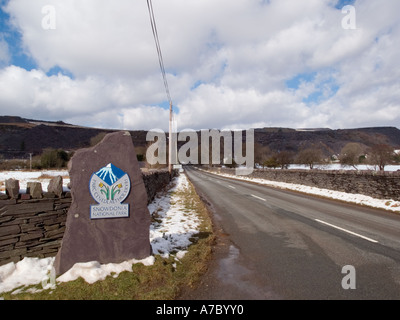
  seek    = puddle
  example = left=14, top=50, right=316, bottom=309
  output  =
left=216, top=244, right=281, bottom=299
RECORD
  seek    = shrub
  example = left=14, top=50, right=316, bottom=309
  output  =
left=40, top=149, right=70, bottom=168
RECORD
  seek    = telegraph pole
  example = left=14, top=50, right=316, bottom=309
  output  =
left=29, top=153, right=33, bottom=171
left=168, top=101, right=172, bottom=174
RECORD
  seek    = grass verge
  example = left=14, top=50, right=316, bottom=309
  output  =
left=1, top=173, right=214, bottom=300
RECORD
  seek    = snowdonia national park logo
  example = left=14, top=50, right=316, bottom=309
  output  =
left=89, top=163, right=131, bottom=219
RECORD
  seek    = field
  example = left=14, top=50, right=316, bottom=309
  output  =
left=0, top=170, right=70, bottom=193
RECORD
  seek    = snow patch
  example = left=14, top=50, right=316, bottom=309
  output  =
left=57, top=256, right=155, bottom=284
left=0, top=173, right=200, bottom=296
left=205, top=169, right=400, bottom=213
left=0, top=170, right=70, bottom=193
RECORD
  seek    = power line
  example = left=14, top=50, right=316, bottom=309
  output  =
left=146, top=0, right=175, bottom=173
left=146, top=0, right=172, bottom=106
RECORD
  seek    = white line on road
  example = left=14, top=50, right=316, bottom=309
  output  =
left=251, top=194, right=266, bottom=202
left=228, top=185, right=236, bottom=189
left=315, top=219, right=379, bottom=243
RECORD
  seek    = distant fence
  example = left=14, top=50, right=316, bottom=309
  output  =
left=205, top=167, right=400, bottom=202
left=0, top=169, right=176, bottom=266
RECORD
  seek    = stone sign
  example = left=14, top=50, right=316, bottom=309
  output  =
left=54, top=131, right=152, bottom=275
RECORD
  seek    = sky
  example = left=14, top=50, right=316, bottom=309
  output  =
left=0, top=0, right=399, bottom=131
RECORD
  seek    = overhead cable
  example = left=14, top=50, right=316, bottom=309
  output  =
left=146, top=0, right=172, bottom=107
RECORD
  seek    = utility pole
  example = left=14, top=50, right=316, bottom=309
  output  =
left=168, top=101, right=172, bottom=174
left=28, top=153, right=33, bottom=171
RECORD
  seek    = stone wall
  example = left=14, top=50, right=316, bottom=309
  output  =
left=142, top=169, right=178, bottom=204
left=0, top=170, right=176, bottom=266
left=0, top=197, right=71, bottom=265
left=207, top=167, right=400, bottom=201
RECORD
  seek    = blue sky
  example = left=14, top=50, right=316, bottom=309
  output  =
left=0, top=3, right=75, bottom=78
left=0, top=0, right=399, bottom=131
left=335, top=0, right=355, bottom=9
left=286, top=71, right=340, bottom=105
left=0, top=2, right=34, bottom=70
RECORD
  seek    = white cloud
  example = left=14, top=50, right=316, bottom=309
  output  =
left=0, top=66, right=168, bottom=129
left=1, top=0, right=399, bottom=130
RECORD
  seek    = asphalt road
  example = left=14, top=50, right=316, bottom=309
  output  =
left=182, top=167, right=400, bottom=300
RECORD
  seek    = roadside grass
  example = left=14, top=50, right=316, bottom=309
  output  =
left=1, top=174, right=214, bottom=300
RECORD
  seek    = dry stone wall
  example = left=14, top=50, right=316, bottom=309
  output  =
left=207, top=167, right=400, bottom=201
left=0, top=169, right=175, bottom=266
left=0, top=196, right=71, bottom=265
left=142, top=169, right=178, bottom=204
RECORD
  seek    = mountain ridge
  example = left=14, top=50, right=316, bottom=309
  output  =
left=0, top=115, right=399, bottom=160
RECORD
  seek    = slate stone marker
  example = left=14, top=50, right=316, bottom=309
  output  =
left=54, top=131, right=151, bottom=275
left=5, top=179, right=19, bottom=199
left=27, top=182, right=43, bottom=199
left=48, top=175, right=63, bottom=198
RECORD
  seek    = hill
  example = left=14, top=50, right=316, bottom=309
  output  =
left=254, top=126, right=400, bottom=157
left=0, top=116, right=147, bottom=159
left=0, top=115, right=399, bottom=160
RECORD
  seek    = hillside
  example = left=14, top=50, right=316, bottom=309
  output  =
left=0, top=116, right=147, bottom=159
left=254, top=126, right=400, bottom=157
left=0, top=116, right=400, bottom=160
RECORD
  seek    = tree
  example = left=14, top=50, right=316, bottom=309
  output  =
left=263, top=156, right=279, bottom=169
left=368, top=144, right=394, bottom=171
left=254, top=143, right=271, bottom=168
left=276, top=151, right=294, bottom=169
left=340, top=143, right=364, bottom=170
left=40, top=149, right=70, bottom=168
left=296, top=148, right=322, bottom=169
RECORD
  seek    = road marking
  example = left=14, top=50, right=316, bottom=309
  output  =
left=228, top=185, right=236, bottom=189
left=315, top=219, right=379, bottom=243
left=251, top=194, right=266, bottom=202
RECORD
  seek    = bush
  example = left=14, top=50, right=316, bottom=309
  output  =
left=40, top=149, right=71, bottom=168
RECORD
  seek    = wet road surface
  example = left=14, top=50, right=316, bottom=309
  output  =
left=180, top=167, right=400, bottom=300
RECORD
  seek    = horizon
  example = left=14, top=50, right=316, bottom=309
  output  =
left=1, top=114, right=399, bottom=132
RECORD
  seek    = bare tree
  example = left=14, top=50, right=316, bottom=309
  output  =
left=340, top=142, right=364, bottom=170
left=296, top=148, right=322, bottom=169
left=254, top=143, right=271, bottom=168
left=276, top=150, right=294, bottom=169
left=368, top=144, right=394, bottom=171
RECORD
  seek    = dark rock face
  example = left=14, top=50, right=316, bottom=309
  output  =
left=54, top=131, right=152, bottom=275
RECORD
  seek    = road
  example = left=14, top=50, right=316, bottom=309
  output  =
left=182, top=167, right=400, bottom=300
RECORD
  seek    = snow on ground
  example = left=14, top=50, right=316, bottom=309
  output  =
left=203, top=169, right=400, bottom=213
left=0, top=170, right=70, bottom=193
left=0, top=173, right=200, bottom=296
left=148, top=173, right=200, bottom=258
left=254, top=163, right=400, bottom=171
